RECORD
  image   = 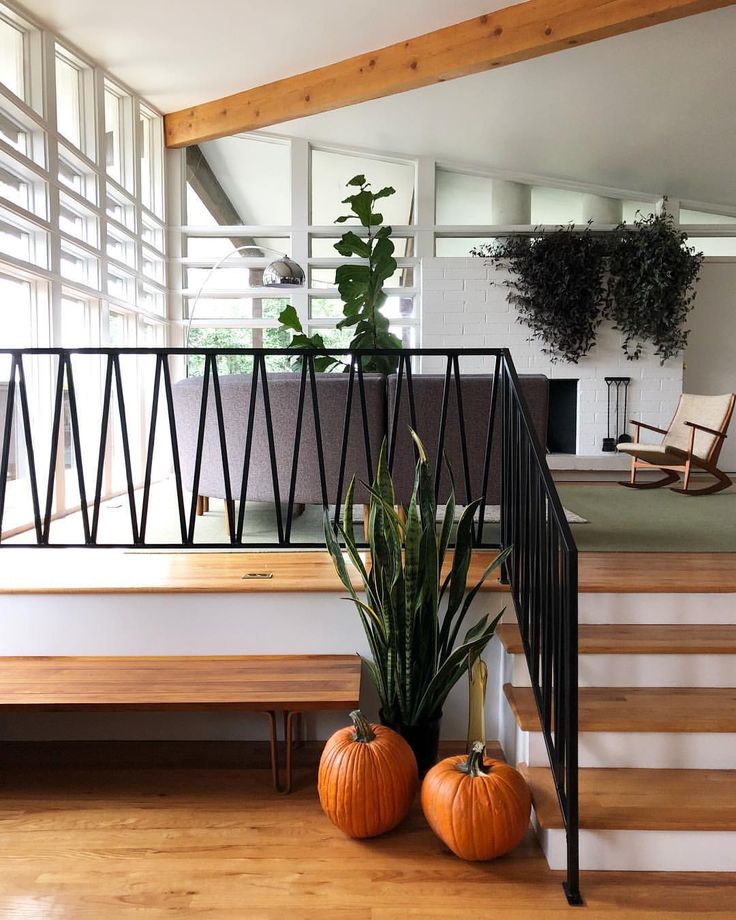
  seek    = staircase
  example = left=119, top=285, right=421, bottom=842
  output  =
left=498, top=586, right=736, bottom=872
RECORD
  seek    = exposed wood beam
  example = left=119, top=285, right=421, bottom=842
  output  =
left=186, top=146, right=244, bottom=228
left=185, top=146, right=267, bottom=344
left=164, top=0, right=736, bottom=147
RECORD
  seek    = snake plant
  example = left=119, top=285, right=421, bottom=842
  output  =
left=324, top=433, right=510, bottom=727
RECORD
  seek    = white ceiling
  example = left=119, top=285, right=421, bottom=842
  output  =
left=20, top=0, right=501, bottom=111
left=18, top=0, right=736, bottom=206
left=274, top=8, right=736, bottom=207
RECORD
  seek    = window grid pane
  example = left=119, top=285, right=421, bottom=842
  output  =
left=0, top=2, right=167, bottom=531
left=106, top=223, right=137, bottom=269
left=139, top=105, right=164, bottom=217
left=59, top=145, right=97, bottom=205
left=59, top=192, right=98, bottom=247
left=310, top=148, right=415, bottom=226
left=106, top=183, right=136, bottom=231
left=55, top=51, right=82, bottom=149
left=0, top=15, right=25, bottom=101
left=104, top=80, right=133, bottom=192
left=138, top=282, right=165, bottom=316
left=141, top=213, right=165, bottom=251
left=0, top=107, right=29, bottom=158
left=0, top=151, right=47, bottom=218
left=0, top=206, right=47, bottom=266
left=60, top=239, right=98, bottom=286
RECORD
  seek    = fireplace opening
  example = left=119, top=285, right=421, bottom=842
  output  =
left=547, top=379, right=578, bottom=454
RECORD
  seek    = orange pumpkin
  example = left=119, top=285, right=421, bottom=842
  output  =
left=318, top=710, right=418, bottom=838
left=421, top=742, right=531, bottom=860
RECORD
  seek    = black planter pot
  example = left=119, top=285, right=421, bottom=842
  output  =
left=380, top=711, right=442, bottom=776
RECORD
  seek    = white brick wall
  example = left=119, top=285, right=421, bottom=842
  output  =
left=420, top=257, right=683, bottom=456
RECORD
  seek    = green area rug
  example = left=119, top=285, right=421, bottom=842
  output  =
left=557, top=484, right=736, bottom=553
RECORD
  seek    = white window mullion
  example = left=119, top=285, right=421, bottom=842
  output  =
left=40, top=29, right=60, bottom=342
left=90, top=63, right=110, bottom=343
left=132, top=94, right=143, bottom=316
left=164, top=146, right=184, bottom=356
left=290, top=136, right=309, bottom=331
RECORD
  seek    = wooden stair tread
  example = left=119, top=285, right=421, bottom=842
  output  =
left=576, top=552, right=736, bottom=594
left=497, top=623, right=736, bottom=655
left=505, top=684, right=736, bottom=733
left=519, top=764, right=736, bottom=831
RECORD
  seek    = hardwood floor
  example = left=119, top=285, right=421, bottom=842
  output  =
left=0, top=750, right=734, bottom=918
left=0, top=548, right=734, bottom=594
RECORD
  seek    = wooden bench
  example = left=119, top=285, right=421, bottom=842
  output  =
left=0, top=655, right=362, bottom=793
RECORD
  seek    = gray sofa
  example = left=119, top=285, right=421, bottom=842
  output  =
left=387, top=374, right=549, bottom=505
left=172, top=373, right=549, bottom=508
left=173, top=373, right=385, bottom=504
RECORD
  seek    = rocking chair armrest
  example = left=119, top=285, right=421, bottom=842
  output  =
left=629, top=419, right=668, bottom=435
left=684, top=420, right=727, bottom=439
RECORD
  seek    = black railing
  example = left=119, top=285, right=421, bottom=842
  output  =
left=500, top=356, right=581, bottom=905
left=0, top=346, right=580, bottom=902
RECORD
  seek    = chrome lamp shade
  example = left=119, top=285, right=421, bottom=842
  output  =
left=263, top=256, right=305, bottom=287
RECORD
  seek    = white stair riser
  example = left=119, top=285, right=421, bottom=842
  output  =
left=579, top=593, right=736, bottom=625
left=508, top=651, right=736, bottom=688
left=499, top=691, right=736, bottom=768
left=536, top=821, right=736, bottom=872
left=520, top=726, right=736, bottom=769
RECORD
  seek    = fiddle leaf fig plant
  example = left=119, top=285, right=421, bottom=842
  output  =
left=276, top=305, right=340, bottom=373
left=278, top=175, right=401, bottom=374
left=333, top=175, right=402, bottom=374
left=323, top=432, right=511, bottom=728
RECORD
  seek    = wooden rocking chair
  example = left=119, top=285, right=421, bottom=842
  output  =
left=617, top=393, right=735, bottom=496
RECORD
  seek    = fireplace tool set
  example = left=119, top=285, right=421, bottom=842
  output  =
left=602, top=377, right=632, bottom=451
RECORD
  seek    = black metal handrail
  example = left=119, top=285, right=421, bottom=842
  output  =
left=0, top=347, right=512, bottom=549
left=0, top=345, right=580, bottom=902
left=500, top=356, right=581, bottom=905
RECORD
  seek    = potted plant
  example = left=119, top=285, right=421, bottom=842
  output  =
left=473, top=211, right=704, bottom=366
left=278, top=175, right=402, bottom=373
left=473, top=225, right=607, bottom=364
left=605, top=210, right=704, bottom=363
left=323, top=433, right=510, bottom=774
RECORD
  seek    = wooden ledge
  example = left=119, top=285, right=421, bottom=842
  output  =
left=0, top=549, right=508, bottom=595
left=0, top=549, right=733, bottom=595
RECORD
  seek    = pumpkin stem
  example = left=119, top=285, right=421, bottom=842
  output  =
left=350, top=709, right=377, bottom=743
left=457, top=740, right=490, bottom=777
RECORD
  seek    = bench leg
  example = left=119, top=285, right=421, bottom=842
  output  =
left=265, top=710, right=281, bottom=791
left=282, top=711, right=301, bottom=795
left=293, top=712, right=304, bottom=749
left=264, top=709, right=302, bottom=794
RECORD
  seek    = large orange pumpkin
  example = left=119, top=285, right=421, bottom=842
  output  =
left=318, top=710, right=418, bottom=838
left=421, top=742, right=531, bottom=860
